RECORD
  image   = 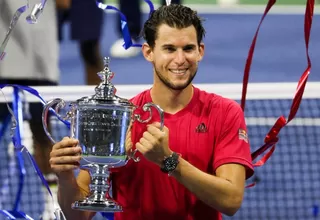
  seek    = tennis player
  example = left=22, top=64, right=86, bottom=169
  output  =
left=50, top=4, right=254, bottom=220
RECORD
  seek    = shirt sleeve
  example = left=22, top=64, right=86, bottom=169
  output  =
left=213, top=100, right=254, bottom=179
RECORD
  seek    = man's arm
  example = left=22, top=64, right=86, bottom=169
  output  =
left=169, top=102, right=251, bottom=216
left=49, top=137, right=96, bottom=220
left=136, top=122, right=249, bottom=216
left=135, top=102, right=253, bottom=216
left=57, top=170, right=96, bottom=220
left=171, top=159, right=246, bottom=216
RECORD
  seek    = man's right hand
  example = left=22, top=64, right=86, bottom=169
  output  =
left=49, top=137, right=82, bottom=177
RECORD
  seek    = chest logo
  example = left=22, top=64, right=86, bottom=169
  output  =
left=195, top=123, right=208, bottom=133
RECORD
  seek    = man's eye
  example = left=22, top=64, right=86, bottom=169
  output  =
left=165, top=47, right=175, bottom=52
left=184, top=46, right=195, bottom=52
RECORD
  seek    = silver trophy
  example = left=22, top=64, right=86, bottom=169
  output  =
left=42, top=57, right=164, bottom=212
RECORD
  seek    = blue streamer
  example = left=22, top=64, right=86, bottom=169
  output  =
left=0, top=84, right=68, bottom=219
left=0, top=88, right=31, bottom=219
left=12, top=88, right=26, bottom=211
left=96, top=2, right=141, bottom=49
left=313, top=204, right=319, bottom=217
left=95, top=0, right=155, bottom=50
left=144, top=0, right=155, bottom=18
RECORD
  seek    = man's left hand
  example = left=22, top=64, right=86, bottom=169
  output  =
left=136, top=122, right=172, bottom=166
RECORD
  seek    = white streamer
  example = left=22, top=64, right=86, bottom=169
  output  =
left=26, top=0, right=48, bottom=24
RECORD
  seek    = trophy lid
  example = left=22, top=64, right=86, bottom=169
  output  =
left=76, top=57, right=134, bottom=107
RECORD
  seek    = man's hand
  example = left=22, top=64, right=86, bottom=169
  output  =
left=49, top=137, right=81, bottom=177
left=136, top=122, right=172, bottom=166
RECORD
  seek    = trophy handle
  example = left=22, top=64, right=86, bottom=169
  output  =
left=130, top=102, right=165, bottom=162
left=42, top=98, right=72, bottom=144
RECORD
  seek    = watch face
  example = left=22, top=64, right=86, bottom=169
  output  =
left=165, top=158, right=177, bottom=171
left=163, top=153, right=178, bottom=172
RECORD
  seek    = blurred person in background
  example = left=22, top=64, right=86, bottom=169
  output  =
left=110, top=0, right=182, bottom=58
left=0, top=0, right=61, bottom=219
left=57, top=0, right=104, bottom=85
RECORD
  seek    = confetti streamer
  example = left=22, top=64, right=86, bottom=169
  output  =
left=25, top=0, right=48, bottom=24
left=242, top=0, right=315, bottom=188
left=96, top=0, right=155, bottom=50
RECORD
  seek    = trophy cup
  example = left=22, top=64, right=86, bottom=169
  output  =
left=41, top=57, right=164, bottom=212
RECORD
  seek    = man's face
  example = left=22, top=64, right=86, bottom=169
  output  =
left=143, top=24, right=204, bottom=90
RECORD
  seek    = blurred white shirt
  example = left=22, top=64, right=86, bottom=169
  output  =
left=0, top=0, right=59, bottom=83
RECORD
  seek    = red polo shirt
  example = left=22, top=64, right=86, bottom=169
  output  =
left=112, top=86, right=254, bottom=220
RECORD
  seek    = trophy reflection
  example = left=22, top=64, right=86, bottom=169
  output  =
left=42, top=57, right=164, bottom=212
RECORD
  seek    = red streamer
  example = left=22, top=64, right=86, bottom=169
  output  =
left=242, top=0, right=315, bottom=187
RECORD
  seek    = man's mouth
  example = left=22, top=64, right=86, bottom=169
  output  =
left=169, top=68, right=188, bottom=75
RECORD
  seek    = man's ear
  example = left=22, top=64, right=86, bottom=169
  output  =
left=198, top=42, right=205, bottom=62
left=142, top=43, right=154, bottom=62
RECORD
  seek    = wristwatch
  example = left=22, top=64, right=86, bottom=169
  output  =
left=160, top=152, right=180, bottom=174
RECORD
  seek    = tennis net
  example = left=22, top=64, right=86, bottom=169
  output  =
left=0, top=82, right=319, bottom=220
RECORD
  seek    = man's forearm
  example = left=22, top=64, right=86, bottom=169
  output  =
left=57, top=175, right=93, bottom=220
left=171, top=158, right=243, bottom=216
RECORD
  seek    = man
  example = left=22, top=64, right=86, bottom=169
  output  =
left=50, top=4, right=254, bottom=220
left=57, top=0, right=104, bottom=85
left=0, top=0, right=60, bottom=218
left=110, top=0, right=182, bottom=58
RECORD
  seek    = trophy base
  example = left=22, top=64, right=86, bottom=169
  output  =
left=72, top=198, right=122, bottom=212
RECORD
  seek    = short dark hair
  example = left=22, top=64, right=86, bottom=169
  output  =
left=142, top=4, right=206, bottom=49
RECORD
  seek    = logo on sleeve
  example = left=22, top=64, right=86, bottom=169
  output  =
left=238, top=129, right=248, bottom=143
